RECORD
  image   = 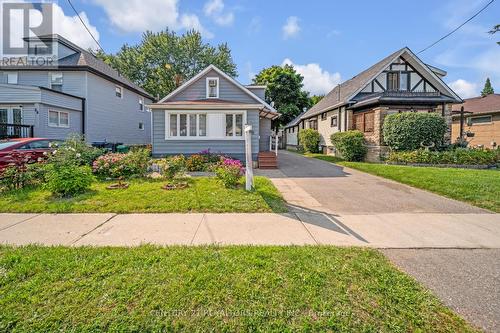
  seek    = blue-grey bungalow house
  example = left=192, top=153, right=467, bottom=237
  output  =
left=0, top=34, right=154, bottom=144
left=149, top=65, right=279, bottom=164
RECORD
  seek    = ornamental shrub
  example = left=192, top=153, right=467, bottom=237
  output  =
left=45, top=164, right=94, bottom=197
left=92, top=149, right=150, bottom=179
left=215, top=158, right=245, bottom=188
left=186, top=154, right=207, bottom=172
left=387, top=148, right=499, bottom=166
left=330, top=130, right=367, bottom=161
left=382, top=112, right=447, bottom=151
left=157, top=155, right=187, bottom=179
left=0, top=151, right=48, bottom=191
left=298, top=128, right=321, bottom=153
left=49, top=134, right=104, bottom=167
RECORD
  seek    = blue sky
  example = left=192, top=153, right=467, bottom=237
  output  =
left=29, top=0, right=500, bottom=97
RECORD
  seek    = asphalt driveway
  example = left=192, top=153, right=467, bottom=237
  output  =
left=263, top=150, right=489, bottom=215
left=384, top=249, right=500, bottom=332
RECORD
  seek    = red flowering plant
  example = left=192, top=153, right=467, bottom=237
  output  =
left=215, top=157, right=245, bottom=188
left=0, top=150, right=47, bottom=191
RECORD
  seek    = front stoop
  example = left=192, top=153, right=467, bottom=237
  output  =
left=258, top=152, right=278, bottom=169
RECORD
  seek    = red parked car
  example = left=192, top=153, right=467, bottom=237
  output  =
left=0, top=138, right=62, bottom=171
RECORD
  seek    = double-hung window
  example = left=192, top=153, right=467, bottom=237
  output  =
left=225, top=113, right=243, bottom=137
left=48, top=110, right=69, bottom=128
left=167, top=112, right=243, bottom=139
left=206, top=77, right=219, bottom=98
left=50, top=72, right=63, bottom=91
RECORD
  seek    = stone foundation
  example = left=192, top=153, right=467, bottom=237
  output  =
left=365, top=145, right=390, bottom=162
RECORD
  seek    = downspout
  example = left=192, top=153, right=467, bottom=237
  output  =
left=81, top=98, right=86, bottom=137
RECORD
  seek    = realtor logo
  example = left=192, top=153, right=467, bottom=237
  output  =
left=1, top=1, right=56, bottom=65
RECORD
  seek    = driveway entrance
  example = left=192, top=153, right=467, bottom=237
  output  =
left=262, top=150, right=488, bottom=215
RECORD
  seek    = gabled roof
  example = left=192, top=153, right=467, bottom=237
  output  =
left=284, top=110, right=307, bottom=128
left=299, top=47, right=461, bottom=121
left=156, top=64, right=279, bottom=118
left=452, top=94, right=500, bottom=115
left=1, top=34, right=153, bottom=100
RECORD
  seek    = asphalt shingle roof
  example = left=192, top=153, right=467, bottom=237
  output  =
left=299, top=48, right=405, bottom=121
left=451, top=94, right=500, bottom=115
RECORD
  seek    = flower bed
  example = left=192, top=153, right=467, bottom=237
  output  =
left=386, top=148, right=499, bottom=167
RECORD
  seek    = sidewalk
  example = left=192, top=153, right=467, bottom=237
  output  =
left=1, top=212, right=499, bottom=247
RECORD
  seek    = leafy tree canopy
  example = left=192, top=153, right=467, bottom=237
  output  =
left=252, top=64, right=311, bottom=126
left=481, top=78, right=494, bottom=97
left=96, top=29, right=237, bottom=99
left=310, top=95, right=324, bottom=106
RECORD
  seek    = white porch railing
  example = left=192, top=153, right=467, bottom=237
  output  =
left=269, top=135, right=278, bottom=156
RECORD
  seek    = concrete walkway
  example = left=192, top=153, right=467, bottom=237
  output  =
left=1, top=212, right=499, bottom=247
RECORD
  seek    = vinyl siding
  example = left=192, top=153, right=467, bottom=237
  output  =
left=152, top=109, right=260, bottom=160
left=171, top=69, right=257, bottom=104
left=40, top=89, right=82, bottom=111
left=85, top=73, right=152, bottom=144
left=0, top=84, right=41, bottom=102
left=37, top=105, right=82, bottom=139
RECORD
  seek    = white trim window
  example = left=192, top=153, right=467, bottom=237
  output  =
left=166, top=111, right=245, bottom=140
left=139, top=97, right=144, bottom=111
left=206, top=77, right=219, bottom=98
left=50, top=72, right=63, bottom=91
left=115, top=86, right=123, bottom=98
left=48, top=110, right=70, bottom=128
left=7, top=72, right=18, bottom=84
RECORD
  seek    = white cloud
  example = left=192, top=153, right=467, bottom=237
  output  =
left=51, top=4, right=100, bottom=50
left=282, top=16, right=300, bottom=39
left=203, top=0, right=234, bottom=26
left=247, top=16, right=262, bottom=35
left=282, top=58, right=341, bottom=95
left=92, top=0, right=212, bottom=37
left=0, top=2, right=100, bottom=52
left=449, top=79, right=478, bottom=99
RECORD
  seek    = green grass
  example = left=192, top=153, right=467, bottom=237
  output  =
left=339, top=162, right=500, bottom=212
left=0, top=176, right=287, bottom=213
left=0, top=246, right=477, bottom=332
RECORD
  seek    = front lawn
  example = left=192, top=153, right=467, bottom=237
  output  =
left=0, top=176, right=286, bottom=213
left=0, top=246, right=477, bottom=332
left=339, top=162, right=500, bottom=212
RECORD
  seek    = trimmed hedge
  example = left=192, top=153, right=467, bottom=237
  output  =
left=298, top=128, right=321, bottom=153
left=330, top=130, right=367, bottom=161
left=383, top=112, right=447, bottom=151
left=387, top=148, right=499, bottom=166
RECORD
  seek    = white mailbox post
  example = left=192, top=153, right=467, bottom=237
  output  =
left=244, top=125, right=253, bottom=191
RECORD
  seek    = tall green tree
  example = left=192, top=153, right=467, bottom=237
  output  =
left=252, top=64, right=311, bottom=126
left=96, top=29, right=237, bottom=98
left=310, top=95, right=324, bottom=106
left=481, top=78, right=494, bottom=97
left=489, top=24, right=499, bottom=45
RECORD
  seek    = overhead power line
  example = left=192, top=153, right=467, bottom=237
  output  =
left=66, top=0, right=104, bottom=52
left=417, top=0, right=496, bottom=54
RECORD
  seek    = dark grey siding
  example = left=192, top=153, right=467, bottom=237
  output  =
left=259, top=118, right=272, bottom=151
left=85, top=73, right=152, bottom=144
left=152, top=109, right=260, bottom=160
left=171, top=69, right=256, bottom=103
